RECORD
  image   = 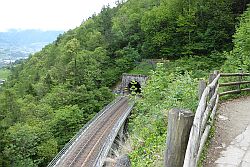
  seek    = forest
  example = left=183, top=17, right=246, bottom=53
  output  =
left=0, top=0, right=250, bottom=166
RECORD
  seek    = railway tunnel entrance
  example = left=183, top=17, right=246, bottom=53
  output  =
left=128, top=80, right=141, bottom=94
left=120, top=74, right=148, bottom=95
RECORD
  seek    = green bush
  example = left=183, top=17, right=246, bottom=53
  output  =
left=222, top=6, right=250, bottom=73
left=128, top=63, right=198, bottom=166
left=220, top=6, right=250, bottom=96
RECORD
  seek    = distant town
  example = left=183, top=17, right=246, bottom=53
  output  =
left=0, top=29, right=63, bottom=67
left=0, top=45, right=37, bottom=67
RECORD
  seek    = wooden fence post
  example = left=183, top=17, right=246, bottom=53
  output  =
left=164, top=108, right=194, bottom=167
left=238, top=69, right=243, bottom=92
left=214, top=71, right=219, bottom=87
left=214, top=70, right=219, bottom=75
left=198, top=80, right=207, bottom=101
left=209, top=73, right=216, bottom=99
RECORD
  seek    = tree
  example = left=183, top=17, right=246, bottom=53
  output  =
left=3, top=123, right=56, bottom=167
left=112, top=0, right=159, bottom=51
left=50, top=105, right=83, bottom=148
left=141, top=0, right=236, bottom=58
left=222, top=6, right=250, bottom=72
left=64, top=38, right=81, bottom=87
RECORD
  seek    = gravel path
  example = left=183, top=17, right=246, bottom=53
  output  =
left=204, top=96, right=250, bottom=167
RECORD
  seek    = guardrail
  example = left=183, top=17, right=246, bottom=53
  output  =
left=165, top=71, right=250, bottom=167
left=94, top=101, right=134, bottom=167
left=47, top=96, right=123, bottom=167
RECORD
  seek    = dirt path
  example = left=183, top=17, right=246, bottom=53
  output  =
left=204, top=96, right=250, bottom=167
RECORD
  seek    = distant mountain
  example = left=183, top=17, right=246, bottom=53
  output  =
left=0, top=29, right=63, bottom=46
left=0, top=29, right=63, bottom=67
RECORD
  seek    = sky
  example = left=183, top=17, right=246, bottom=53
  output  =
left=0, top=0, right=116, bottom=32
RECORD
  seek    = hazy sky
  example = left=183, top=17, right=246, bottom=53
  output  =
left=0, top=0, right=116, bottom=32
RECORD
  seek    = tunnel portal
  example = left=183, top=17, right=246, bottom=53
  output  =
left=120, top=74, right=148, bottom=95
left=128, top=80, right=141, bottom=94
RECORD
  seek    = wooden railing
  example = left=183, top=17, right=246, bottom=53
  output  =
left=183, top=71, right=220, bottom=167
left=219, top=73, right=250, bottom=96
left=164, top=71, right=250, bottom=167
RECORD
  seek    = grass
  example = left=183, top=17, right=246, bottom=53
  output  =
left=126, top=64, right=198, bottom=166
left=128, top=59, right=171, bottom=76
left=0, top=68, right=11, bottom=80
left=123, top=56, right=226, bottom=166
left=128, top=61, right=156, bottom=75
left=197, top=125, right=216, bottom=167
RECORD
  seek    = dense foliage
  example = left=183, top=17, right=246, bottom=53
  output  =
left=128, top=64, right=197, bottom=166
left=0, top=5, right=139, bottom=167
left=222, top=6, right=250, bottom=73
left=127, top=4, right=250, bottom=166
left=0, top=0, right=250, bottom=166
left=0, top=68, right=10, bottom=80
left=111, top=0, right=250, bottom=59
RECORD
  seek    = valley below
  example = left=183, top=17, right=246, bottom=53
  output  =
left=0, top=29, right=62, bottom=67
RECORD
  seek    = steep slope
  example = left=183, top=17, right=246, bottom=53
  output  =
left=0, top=0, right=249, bottom=166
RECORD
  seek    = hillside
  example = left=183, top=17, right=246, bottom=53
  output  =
left=0, top=0, right=250, bottom=166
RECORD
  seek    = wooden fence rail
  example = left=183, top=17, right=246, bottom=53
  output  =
left=165, top=71, right=250, bottom=167
left=183, top=72, right=220, bottom=167
left=220, top=73, right=250, bottom=77
left=219, top=73, right=250, bottom=96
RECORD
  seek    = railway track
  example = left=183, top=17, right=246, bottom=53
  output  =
left=51, top=97, right=131, bottom=167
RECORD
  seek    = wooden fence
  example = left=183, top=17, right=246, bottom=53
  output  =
left=165, top=71, right=250, bottom=167
left=219, top=73, right=250, bottom=96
